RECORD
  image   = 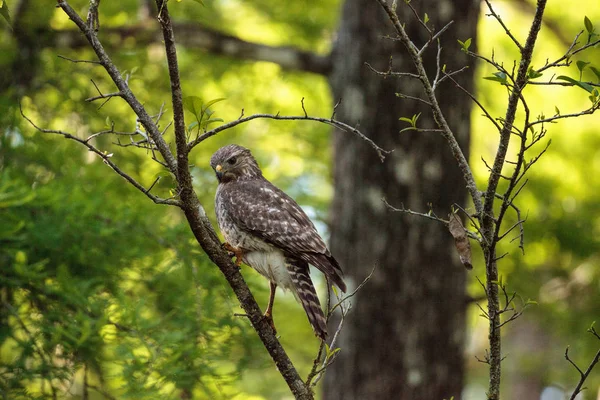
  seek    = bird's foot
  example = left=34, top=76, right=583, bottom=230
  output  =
left=222, top=242, right=244, bottom=268
left=263, top=311, right=277, bottom=335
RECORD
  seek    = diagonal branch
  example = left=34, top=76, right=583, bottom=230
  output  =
left=20, top=105, right=179, bottom=206
left=57, top=0, right=177, bottom=174
left=53, top=1, right=319, bottom=398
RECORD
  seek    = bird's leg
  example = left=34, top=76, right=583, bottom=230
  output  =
left=264, top=281, right=277, bottom=333
left=222, top=242, right=244, bottom=267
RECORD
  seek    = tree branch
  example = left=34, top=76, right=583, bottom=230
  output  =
left=45, top=23, right=332, bottom=75
left=57, top=0, right=178, bottom=174
left=188, top=110, right=389, bottom=162
left=51, top=1, right=321, bottom=398
left=375, top=0, right=482, bottom=217
left=20, top=105, right=180, bottom=206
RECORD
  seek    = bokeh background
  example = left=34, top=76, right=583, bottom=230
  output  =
left=1, top=0, right=599, bottom=398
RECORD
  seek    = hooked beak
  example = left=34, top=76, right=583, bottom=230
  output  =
left=215, top=164, right=223, bottom=181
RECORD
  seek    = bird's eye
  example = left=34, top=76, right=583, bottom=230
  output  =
left=227, top=157, right=237, bottom=165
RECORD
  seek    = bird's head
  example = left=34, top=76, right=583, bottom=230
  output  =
left=210, top=144, right=262, bottom=183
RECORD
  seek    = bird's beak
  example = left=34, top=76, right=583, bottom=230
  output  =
left=215, top=164, right=223, bottom=181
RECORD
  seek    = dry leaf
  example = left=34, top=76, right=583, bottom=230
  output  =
left=449, top=212, right=472, bottom=270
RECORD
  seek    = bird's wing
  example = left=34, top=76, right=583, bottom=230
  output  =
left=219, top=179, right=346, bottom=291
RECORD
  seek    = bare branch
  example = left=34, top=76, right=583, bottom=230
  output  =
left=419, top=20, right=454, bottom=56
left=21, top=105, right=180, bottom=206
left=567, top=325, right=600, bottom=400
left=528, top=103, right=600, bottom=126
left=307, top=267, right=375, bottom=388
left=187, top=112, right=390, bottom=162
left=375, top=0, right=482, bottom=215
left=57, top=0, right=178, bottom=174
left=383, top=199, right=481, bottom=241
left=57, top=54, right=101, bottom=64
left=365, top=61, right=420, bottom=79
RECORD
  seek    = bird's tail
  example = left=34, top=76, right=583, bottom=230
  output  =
left=287, top=259, right=327, bottom=340
left=301, top=253, right=347, bottom=293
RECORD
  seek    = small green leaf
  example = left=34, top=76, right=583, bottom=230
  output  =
left=584, top=16, right=594, bottom=34
left=203, top=97, right=226, bottom=110
left=423, top=13, right=429, bottom=24
left=525, top=299, right=538, bottom=306
left=457, top=38, right=472, bottom=53
left=576, top=60, right=591, bottom=73
left=182, top=95, right=203, bottom=119
left=554, top=106, right=560, bottom=116
left=589, top=88, right=599, bottom=104
left=556, top=75, right=595, bottom=93
left=527, top=66, right=543, bottom=79
left=332, top=285, right=338, bottom=297
left=187, top=121, right=199, bottom=131
left=483, top=71, right=508, bottom=85
left=105, top=116, right=111, bottom=128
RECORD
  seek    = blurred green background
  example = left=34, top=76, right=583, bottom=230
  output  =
left=1, top=0, right=599, bottom=399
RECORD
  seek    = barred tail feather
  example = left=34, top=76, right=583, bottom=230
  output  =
left=287, top=259, right=328, bottom=340
left=301, top=253, right=346, bottom=293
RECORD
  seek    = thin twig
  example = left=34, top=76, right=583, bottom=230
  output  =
left=483, top=0, right=523, bottom=52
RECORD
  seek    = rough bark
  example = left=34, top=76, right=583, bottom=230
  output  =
left=323, top=0, right=480, bottom=399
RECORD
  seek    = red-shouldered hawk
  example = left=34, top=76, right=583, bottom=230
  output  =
left=210, top=144, right=346, bottom=340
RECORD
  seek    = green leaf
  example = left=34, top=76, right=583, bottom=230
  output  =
left=182, top=96, right=203, bottom=120
left=576, top=60, right=590, bottom=73
left=527, top=66, right=543, bottom=79
left=584, top=16, right=594, bottom=34
left=187, top=121, right=199, bottom=131
left=399, top=113, right=420, bottom=128
left=483, top=71, right=508, bottom=85
left=423, top=13, right=429, bottom=24
left=556, top=75, right=595, bottom=93
left=332, top=285, right=338, bottom=297
left=554, top=106, right=560, bottom=116
left=589, top=88, right=599, bottom=104
left=457, top=38, right=472, bottom=53
left=0, top=0, right=11, bottom=29
left=203, top=97, right=226, bottom=110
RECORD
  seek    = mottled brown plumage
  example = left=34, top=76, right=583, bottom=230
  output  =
left=210, top=144, right=346, bottom=340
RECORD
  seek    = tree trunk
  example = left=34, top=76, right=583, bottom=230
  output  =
left=323, top=1, right=480, bottom=399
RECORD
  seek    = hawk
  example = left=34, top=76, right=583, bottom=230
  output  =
left=210, top=144, right=346, bottom=340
